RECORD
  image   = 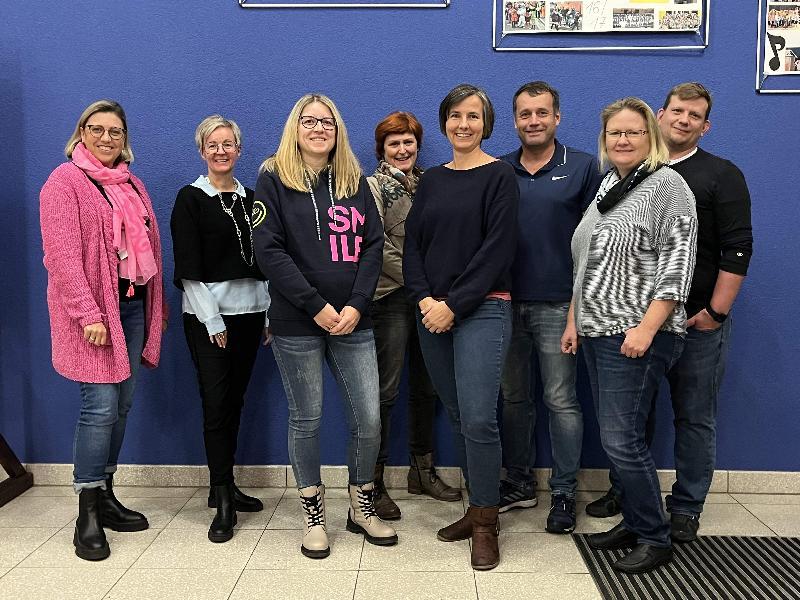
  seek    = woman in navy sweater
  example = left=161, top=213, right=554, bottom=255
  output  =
left=253, top=94, right=397, bottom=559
left=403, top=84, right=519, bottom=571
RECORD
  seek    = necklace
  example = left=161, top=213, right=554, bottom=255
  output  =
left=216, top=185, right=254, bottom=267
left=304, top=166, right=335, bottom=241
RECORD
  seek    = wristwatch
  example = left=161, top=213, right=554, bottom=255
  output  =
left=705, top=304, right=728, bottom=323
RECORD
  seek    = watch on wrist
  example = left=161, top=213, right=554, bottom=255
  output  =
left=705, top=304, right=728, bottom=323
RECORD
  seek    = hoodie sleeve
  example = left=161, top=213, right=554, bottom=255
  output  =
left=252, top=171, right=327, bottom=319
left=346, top=177, right=384, bottom=314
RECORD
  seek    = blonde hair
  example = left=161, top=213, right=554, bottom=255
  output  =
left=195, top=115, right=242, bottom=153
left=261, top=94, right=361, bottom=199
left=597, top=97, right=668, bottom=172
left=64, top=100, right=134, bottom=163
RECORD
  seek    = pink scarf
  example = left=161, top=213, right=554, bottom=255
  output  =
left=72, top=143, right=157, bottom=291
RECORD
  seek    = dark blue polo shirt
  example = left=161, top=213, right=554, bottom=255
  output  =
left=502, top=140, right=603, bottom=303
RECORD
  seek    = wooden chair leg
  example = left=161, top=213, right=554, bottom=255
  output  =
left=0, top=434, right=34, bottom=507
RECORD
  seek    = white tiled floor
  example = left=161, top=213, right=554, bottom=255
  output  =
left=0, top=486, right=795, bottom=600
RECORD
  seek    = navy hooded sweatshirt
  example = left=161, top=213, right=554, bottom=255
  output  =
left=252, top=168, right=384, bottom=336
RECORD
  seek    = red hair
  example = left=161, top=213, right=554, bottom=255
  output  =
left=374, top=111, right=423, bottom=160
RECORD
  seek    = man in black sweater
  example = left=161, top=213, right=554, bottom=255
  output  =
left=586, top=82, right=753, bottom=543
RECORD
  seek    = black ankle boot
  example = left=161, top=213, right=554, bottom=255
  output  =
left=208, top=484, right=264, bottom=513
left=208, top=484, right=237, bottom=543
left=99, top=474, right=149, bottom=532
left=74, top=487, right=110, bottom=561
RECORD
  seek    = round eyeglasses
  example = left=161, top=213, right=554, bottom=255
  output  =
left=84, top=125, right=126, bottom=140
left=205, top=141, right=238, bottom=153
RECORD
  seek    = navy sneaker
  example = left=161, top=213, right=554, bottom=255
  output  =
left=546, top=493, right=576, bottom=534
left=498, top=480, right=537, bottom=514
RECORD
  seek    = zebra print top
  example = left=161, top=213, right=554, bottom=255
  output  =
left=571, top=166, right=697, bottom=338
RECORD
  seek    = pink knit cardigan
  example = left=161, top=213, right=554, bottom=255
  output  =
left=40, top=162, right=167, bottom=383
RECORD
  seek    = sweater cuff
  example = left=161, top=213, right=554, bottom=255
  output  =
left=203, top=315, right=226, bottom=336
left=304, top=294, right=327, bottom=319
left=79, top=313, right=104, bottom=329
left=346, top=294, right=369, bottom=316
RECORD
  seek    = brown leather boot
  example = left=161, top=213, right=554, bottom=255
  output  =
left=408, top=453, right=462, bottom=502
left=470, top=506, right=499, bottom=571
left=437, top=509, right=472, bottom=542
left=373, top=463, right=401, bottom=521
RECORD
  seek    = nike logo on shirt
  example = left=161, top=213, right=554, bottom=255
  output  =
left=552, top=175, right=568, bottom=181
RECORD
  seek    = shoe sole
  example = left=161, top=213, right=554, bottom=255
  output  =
left=437, top=532, right=470, bottom=542
left=73, top=531, right=110, bottom=561
left=545, top=524, right=575, bottom=534
left=346, top=517, right=398, bottom=546
left=208, top=500, right=264, bottom=513
left=472, top=561, right=499, bottom=571
left=103, top=519, right=149, bottom=532
left=408, top=486, right=463, bottom=503
left=498, top=499, right=538, bottom=514
left=208, top=514, right=237, bottom=543
left=301, top=545, right=331, bottom=559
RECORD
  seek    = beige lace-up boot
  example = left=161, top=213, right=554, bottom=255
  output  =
left=346, top=482, right=398, bottom=546
left=299, top=484, right=329, bottom=558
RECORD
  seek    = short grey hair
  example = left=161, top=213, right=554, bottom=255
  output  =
left=195, top=115, right=242, bottom=153
left=438, top=83, right=495, bottom=140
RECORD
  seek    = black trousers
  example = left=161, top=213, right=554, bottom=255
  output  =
left=371, top=289, right=437, bottom=464
left=183, top=312, right=264, bottom=486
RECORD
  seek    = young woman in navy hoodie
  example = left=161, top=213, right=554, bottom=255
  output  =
left=253, top=93, right=397, bottom=559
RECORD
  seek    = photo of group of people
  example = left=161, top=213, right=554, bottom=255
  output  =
left=502, top=0, right=704, bottom=34
left=763, top=2, right=800, bottom=75
left=768, top=3, right=800, bottom=29
left=659, top=9, right=700, bottom=30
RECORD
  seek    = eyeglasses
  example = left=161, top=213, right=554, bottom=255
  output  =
left=606, top=130, right=648, bottom=139
left=84, top=124, right=126, bottom=140
left=205, top=141, right=238, bottom=153
left=299, top=116, right=336, bottom=131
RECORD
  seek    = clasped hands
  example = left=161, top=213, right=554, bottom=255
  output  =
left=314, top=303, right=361, bottom=335
left=419, top=297, right=454, bottom=334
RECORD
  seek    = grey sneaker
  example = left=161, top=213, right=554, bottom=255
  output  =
left=498, top=480, right=537, bottom=514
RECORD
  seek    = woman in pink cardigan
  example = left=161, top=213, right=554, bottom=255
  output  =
left=40, top=100, right=167, bottom=562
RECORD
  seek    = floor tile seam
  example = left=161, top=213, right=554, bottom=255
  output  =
left=351, top=569, right=360, bottom=600
left=471, top=568, right=479, bottom=600
left=240, top=526, right=268, bottom=573
left=3, top=526, right=65, bottom=571
left=223, top=564, right=248, bottom=600
left=738, top=503, right=782, bottom=536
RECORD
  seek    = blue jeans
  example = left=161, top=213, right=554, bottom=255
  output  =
left=74, top=300, right=145, bottom=491
left=583, top=332, right=685, bottom=547
left=416, top=300, right=512, bottom=507
left=500, top=301, right=581, bottom=498
left=272, top=330, right=381, bottom=489
left=665, top=319, right=732, bottom=516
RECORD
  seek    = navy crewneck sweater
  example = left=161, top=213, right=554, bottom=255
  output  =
left=252, top=169, right=383, bottom=336
left=403, top=161, right=519, bottom=320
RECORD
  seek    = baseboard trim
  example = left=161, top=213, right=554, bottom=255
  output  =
left=21, top=464, right=800, bottom=494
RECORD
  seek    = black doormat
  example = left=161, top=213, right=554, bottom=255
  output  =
left=573, top=534, right=800, bottom=600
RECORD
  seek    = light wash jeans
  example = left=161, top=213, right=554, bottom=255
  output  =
left=500, top=301, right=582, bottom=498
left=272, top=330, right=381, bottom=488
left=73, top=300, right=145, bottom=492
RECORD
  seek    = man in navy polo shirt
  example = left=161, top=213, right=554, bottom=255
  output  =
left=498, top=81, right=602, bottom=533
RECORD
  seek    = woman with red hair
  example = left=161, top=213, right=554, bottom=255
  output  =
left=367, top=112, right=461, bottom=520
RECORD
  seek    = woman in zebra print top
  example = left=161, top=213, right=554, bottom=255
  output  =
left=562, top=97, right=697, bottom=574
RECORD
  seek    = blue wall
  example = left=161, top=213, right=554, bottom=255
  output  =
left=1, top=1, right=797, bottom=472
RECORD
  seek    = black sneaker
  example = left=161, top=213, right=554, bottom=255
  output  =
left=498, top=480, right=537, bottom=514
left=585, top=489, right=622, bottom=518
left=546, top=494, right=576, bottom=534
left=670, top=513, right=699, bottom=543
